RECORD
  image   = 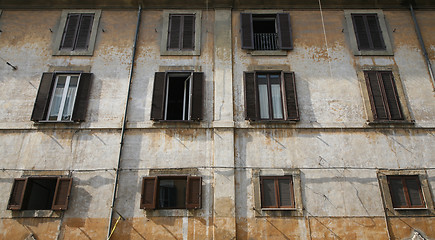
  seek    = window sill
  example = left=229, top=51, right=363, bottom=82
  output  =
left=261, top=208, right=296, bottom=211
left=160, top=50, right=200, bottom=56
left=153, top=120, right=200, bottom=123
left=11, top=210, right=61, bottom=218
left=34, top=120, right=79, bottom=124
left=249, top=50, right=288, bottom=56
left=366, top=120, right=415, bottom=126
left=393, top=207, right=427, bottom=210
left=144, top=208, right=198, bottom=217
left=353, top=49, right=394, bottom=56
left=249, top=120, right=299, bottom=124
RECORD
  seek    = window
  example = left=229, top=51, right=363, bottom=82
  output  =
left=140, top=176, right=202, bottom=210
left=388, top=176, right=425, bottom=209
left=151, top=72, right=203, bottom=121
left=160, top=11, right=201, bottom=56
left=31, top=72, right=92, bottom=122
left=52, top=10, right=101, bottom=56
left=8, top=177, right=72, bottom=210
left=364, top=71, right=403, bottom=121
left=260, top=176, right=295, bottom=209
left=241, top=13, right=292, bottom=51
left=344, top=10, right=393, bottom=56
left=244, top=71, right=299, bottom=121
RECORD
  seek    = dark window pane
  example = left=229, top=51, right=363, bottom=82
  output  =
left=389, top=179, right=407, bottom=207
left=24, top=178, right=57, bottom=210
left=262, top=179, right=276, bottom=207
left=278, top=178, right=293, bottom=207
left=158, top=179, right=186, bottom=209
left=406, top=179, right=424, bottom=207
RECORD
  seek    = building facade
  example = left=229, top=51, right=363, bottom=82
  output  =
left=0, top=0, right=434, bottom=239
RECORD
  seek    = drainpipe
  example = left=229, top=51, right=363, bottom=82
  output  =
left=106, top=5, right=142, bottom=239
left=409, top=3, right=435, bottom=91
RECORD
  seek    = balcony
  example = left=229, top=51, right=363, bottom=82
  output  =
left=254, top=33, right=278, bottom=51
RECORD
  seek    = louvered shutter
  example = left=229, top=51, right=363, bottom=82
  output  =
left=71, top=73, right=92, bottom=121
left=140, top=177, right=157, bottom=209
left=31, top=73, right=55, bottom=121
left=186, top=176, right=202, bottom=209
left=75, top=14, right=94, bottom=50
left=284, top=72, right=299, bottom=121
left=389, top=178, right=407, bottom=208
left=7, top=178, right=28, bottom=210
left=277, top=13, right=293, bottom=50
left=405, top=178, right=424, bottom=207
left=241, top=13, right=254, bottom=49
left=151, top=72, right=167, bottom=120
left=352, top=15, right=370, bottom=50
left=365, top=71, right=388, bottom=120
left=168, top=15, right=181, bottom=49
left=60, top=14, right=80, bottom=50
left=191, top=72, right=204, bottom=121
left=244, top=72, right=257, bottom=120
left=52, top=178, right=73, bottom=210
left=182, top=15, right=195, bottom=50
left=366, top=15, right=385, bottom=50
left=380, top=72, right=403, bottom=120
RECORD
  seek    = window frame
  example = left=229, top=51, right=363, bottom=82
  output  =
left=387, top=175, right=425, bottom=209
left=260, top=176, right=295, bottom=209
left=160, top=10, right=201, bottom=56
left=344, top=10, right=393, bottom=56
left=46, top=74, right=81, bottom=121
left=52, top=10, right=101, bottom=56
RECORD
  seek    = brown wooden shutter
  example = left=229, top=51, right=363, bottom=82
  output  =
left=71, top=73, right=92, bottom=121
left=75, top=14, right=94, bottom=50
left=191, top=72, right=204, bottom=121
left=241, top=13, right=254, bottom=49
left=31, top=73, right=55, bottom=121
left=284, top=72, right=299, bottom=121
left=244, top=72, right=257, bottom=120
left=7, top=178, right=28, bottom=210
left=151, top=72, right=167, bottom=120
left=182, top=15, right=195, bottom=50
left=140, top=177, right=157, bottom=209
left=277, top=13, right=293, bottom=50
left=352, top=15, right=370, bottom=50
left=52, top=178, right=73, bottom=210
left=168, top=15, right=181, bottom=49
left=380, top=72, right=403, bottom=120
left=365, top=71, right=388, bottom=120
left=60, top=14, right=80, bottom=50
left=366, top=15, right=385, bottom=50
left=186, top=176, right=202, bottom=209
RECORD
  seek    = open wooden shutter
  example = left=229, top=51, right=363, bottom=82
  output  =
left=7, top=178, right=28, bottom=210
left=365, top=71, right=388, bottom=120
left=60, top=14, right=80, bottom=50
left=75, top=14, right=94, bottom=50
left=52, top=178, right=73, bottom=210
left=31, top=73, right=55, bottom=121
left=380, top=72, right=403, bottom=120
left=72, top=73, right=92, bottom=121
left=182, top=15, right=195, bottom=50
left=140, top=177, right=157, bottom=209
left=191, top=72, right=204, bottom=121
left=151, top=72, right=167, bottom=120
left=277, top=13, right=293, bottom=50
left=186, top=176, right=202, bottom=209
left=244, top=72, right=257, bottom=120
left=168, top=15, right=181, bottom=49
left=241, top=13, right=254, bottom=49
left=284, top=72, right=299, bottom=121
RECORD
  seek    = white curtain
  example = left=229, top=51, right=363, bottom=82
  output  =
left=271, top=84, right=283, bottom=119
left=258, top=84, right=269, bottom=119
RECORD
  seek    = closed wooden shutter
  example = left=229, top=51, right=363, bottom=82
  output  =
left=352, top=14, right=385, bottom=50
left=277, top=13, right=293, bottom=50
left=244, top=72, right=257, bottom=120
left=7, top=178, right=28, bottom=210
left=31, top=73, right=55, bottom=121
left=168, top=15, right=181, bottom=49
left=365, top=71, right=388, bottom=120
left=71, top=73, right=92, bottom=121
left=182, top=15, right=195, bottom=50
left=352, top=15, right=370, bottom=50
left=60, top=14, right=80, bottom=50
left=284, top=72, right=299, bottom=121
left=151, top=72, right=167, bottom=120
left=186, top=176, right=202, bottom=209
left=140, top=177, right=157, bottom=209
left=380, top=72, right=403, bottom=120
left=366, top=15, right=385, bottom=50
left=52, top=178, right=73, bottom=210
left=191, top=72, right=204, bottom=121
left=75, top=14, right=94, bottom=50
left=241, top=13, right=254, bottom=49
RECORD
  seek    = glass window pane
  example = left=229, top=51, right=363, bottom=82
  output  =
left=389, top=179, right=407, bottom=207
left=278, top=178, right=293, bottom=207
left=158, top=179, right=186, bottom=208
left=48, top=76, right=67, bottom=120
left=406, top=179, right=424, bottom=207
left=62, top=76, right=78, bottom=120
left=271, top=83, right=283, bottom=119
left=262, top=179, right=276, bottom=207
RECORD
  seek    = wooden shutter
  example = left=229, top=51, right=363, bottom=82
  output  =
left=244, top=72, right=257, bottom=120
left=277, top=13, right=293, bottom=50
left=60, top=14, right=80, bottom=50
left=352, top=14, right=370, bottom=50
left=71, top=73, right=92, bottom=121
left=31, top=73, right=55, bottom=121
left=7, top=178, right=28, bottom=210
left=284, top=72, right=299, bottom=121
left=191, top=72, right=204, bottom=121
left=186, top=176, right=202, bottom=209
left=241, top=13, right=254, bottom=49
left=182, top=15, right=195, bottom=50
left=151, top=72, right=167, bottom=120
left=365, top=71, right=388, bottom=120
left=52, top=178, right=73, bottom=210
left=380, top=72, right=403, bottom=120
left=168, top=15, right=181, bottom=49
left=75, top=14, right=94, bottom=50
left=140, top=177, right=157, bottom=209
left=366, top=15, right=385, bottom=50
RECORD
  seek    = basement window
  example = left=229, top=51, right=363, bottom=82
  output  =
left=7, top=177, right=73, bottom=211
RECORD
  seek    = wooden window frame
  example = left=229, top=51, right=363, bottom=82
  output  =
left=260, top=176, right=295, bottom=209
left=387, top=175, right=426, bottom=209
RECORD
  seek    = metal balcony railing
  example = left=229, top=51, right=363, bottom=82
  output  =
left=254, top=33, right=278, bottom=50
